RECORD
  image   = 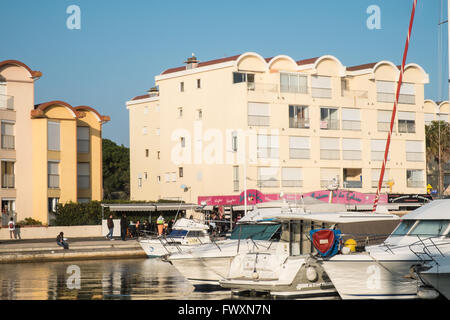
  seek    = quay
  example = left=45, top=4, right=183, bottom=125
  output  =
left=0, top=237, right=146, bottom=264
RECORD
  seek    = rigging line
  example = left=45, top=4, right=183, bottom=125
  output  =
left=373, top=0, right=418, bottom=212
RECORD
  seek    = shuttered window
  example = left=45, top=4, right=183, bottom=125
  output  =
left=248, top=102, right=270, bottom=126
left=320, top=137, right=340, bottom=160
left=405, top=140, right=424, bottom=162
left=281, top=168, right=303, bottom=187
left=48, top=121, right=60, bottom=151
left=258, top=167, right=279, bottom=187
left=77, top=126, right=90, bottom=153
left=257, top=134, right=279, bottom=159
left=289, top=136, right=310, bottom=159
left=341, top=108, right=361, bottom=131
left=342, top=138, right=361, bottom=160
left=77, top=162, right=90, bottom=189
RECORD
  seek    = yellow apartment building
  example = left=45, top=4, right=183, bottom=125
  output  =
left=127, top=52, right=435, bottom=203
left=0, top=60, right=109, bottom=225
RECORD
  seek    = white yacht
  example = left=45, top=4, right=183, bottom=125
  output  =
left=321, top=199, right=450, bottom=299
left=219, top=210, right=399, bottom=298
left=166, top=199, right=345, bottom=288
left=139, top=218, right=211, bottom=257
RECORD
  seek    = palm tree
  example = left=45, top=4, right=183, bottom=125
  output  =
left=425, top=120, right=450, bottom=196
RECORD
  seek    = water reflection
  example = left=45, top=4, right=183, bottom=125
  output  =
left=0, top=258, right=230, bottom=300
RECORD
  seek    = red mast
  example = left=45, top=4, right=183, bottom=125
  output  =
left=372, top=0, right=418, bottom=212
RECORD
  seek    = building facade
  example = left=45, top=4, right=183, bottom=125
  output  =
left=127, top=52, right=431, bottom=203
left=0, top=60, right=109, bottom=224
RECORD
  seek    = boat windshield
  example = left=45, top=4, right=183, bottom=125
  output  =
left=168, top=230, right=188, bottom=238
left=230, top=223, right=281, bottom=240
left=391, top=220, right=416, bottom=236
left=408, top=220, right=450, bottom=237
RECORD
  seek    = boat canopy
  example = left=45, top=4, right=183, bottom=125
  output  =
left=273, top=211, right=400, bottom=224
left=230, top=223, right=280, bottom=240
left=168, top=229, right=188, bottom=238
left=401, top=200, right=450, bottom=221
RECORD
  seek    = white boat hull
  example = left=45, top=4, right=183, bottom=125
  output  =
left=322, top=254, right=425, bottom=299
left=139, top=240, right=202, bottom=257
left=420, top=261, right=450, bottom=299
left=170, top=256, right=233, bottom=284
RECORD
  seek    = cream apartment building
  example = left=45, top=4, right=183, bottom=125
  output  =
left=127, top=52, right=432, bottom=203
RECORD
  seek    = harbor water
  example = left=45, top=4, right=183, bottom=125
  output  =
left=0, top=258, right=234, bottom=300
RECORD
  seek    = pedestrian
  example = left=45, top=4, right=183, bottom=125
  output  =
left=106, top=214, right=114, bottom=240
left=8, top=217, right=15, bottom=239
left=56, top=232, right=69, bottom=249
left=120, top=213, right=128, bottom=241
left=156, top=214, right=165, bottom=236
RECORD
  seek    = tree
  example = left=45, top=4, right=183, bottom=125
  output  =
left=102, top=138, right=130, bottom=199
left=425, top=121, right=450, bottom=196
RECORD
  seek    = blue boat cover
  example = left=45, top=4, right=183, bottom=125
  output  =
left=168, top=229, right=188, bottom=238
left=309, top=229, right=342, bottom=258
left=230, top=224, right=280, bottom=240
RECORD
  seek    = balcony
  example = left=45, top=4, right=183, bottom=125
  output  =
left=0, top=94, right=14, bottom=110
left=1, top=135, right=15, bottom=150
left=320, top=119, right=340, bottom=130
left=248, top=82, right=278, bottom=93
left=1, top=174, right=15, bottom=188
left=289, top=118, right=310, bottom=129
left=341, top=89, right=368, bottom=99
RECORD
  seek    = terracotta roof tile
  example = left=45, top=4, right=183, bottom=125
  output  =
left=161, top=54, right=241, bottom=75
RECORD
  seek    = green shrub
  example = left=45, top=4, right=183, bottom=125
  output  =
left=52, top=199, right=185, bottom=226
left=17, top=217, right=44, bottom=226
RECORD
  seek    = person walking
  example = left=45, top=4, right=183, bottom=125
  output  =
left=8, top=217, right=15, bottom=239
left=56, top=232, right=69, bottom=249
left=106, top=214, right=114, bottom=240
left=120, top=214, right=128, bottom=241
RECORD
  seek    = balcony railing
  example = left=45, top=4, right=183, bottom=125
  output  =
left=1, top=135, right=15, bottom=149
left=248, top=82, right=278, bottom=93
left=1, top=174, right=15, bottom=188
left=0, top=94, right=14, bottom=110
left=398, top=121, right=416, bottom=133
left=343, top=180, right=362, bottom=188
left=289, top=118, right=310, bottom=129
left=280, top=84, right=308, bottom=94
left=407, top=180, right=424, bottom=188
left=320, top=119, right=340, bottom=130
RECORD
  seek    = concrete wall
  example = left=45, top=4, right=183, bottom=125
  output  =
left=0, top=225, right=102, bottom=240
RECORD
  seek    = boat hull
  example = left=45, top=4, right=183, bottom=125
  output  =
left=322, top=254, right=425, bottom=299
left=420, top=267, right=450, bottom=299
left=170, top=256, right=233, bottom=284
left=139, top=240, right=200, bottom=257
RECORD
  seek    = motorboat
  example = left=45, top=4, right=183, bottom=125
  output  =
left=166, top=199, right=345, bottom=288
left=219, top=210, right=400, bottom=298
left=321, top=199, right=450, bottom=299
left=139, top=218, right=211, bottom=257
left=166, top=206, right=285, bottom=288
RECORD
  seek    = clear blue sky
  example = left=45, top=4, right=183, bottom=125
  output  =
left=1, top=0, right=448, bottom=147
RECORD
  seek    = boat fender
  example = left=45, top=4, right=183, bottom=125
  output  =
left=252, top=271, right=259, bottom=280
left=306, top=267, right=318, bottom=282
left=342, top=246, right=351, bottom=255
left=417, top=286, right=440, bottom=300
